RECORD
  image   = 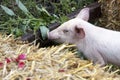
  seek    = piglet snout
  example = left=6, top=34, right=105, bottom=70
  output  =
left=47, top=32, right=50, bottom=39
left=47, top=32, right=59, bottom=40
left=47, top=32, right=55, bottom=40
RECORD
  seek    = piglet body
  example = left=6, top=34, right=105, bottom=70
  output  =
left=48, top=8, right=120, bottom=67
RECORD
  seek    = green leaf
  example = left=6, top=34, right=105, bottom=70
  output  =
left=16, top=0, right=29, bottom=13
left=0, top=5, right=15, bottom=16
left=15, top=29, right=23, bottom=37
left=60, top=16, right=69, bottom=23
left=39, top=26, right=49, bottom=40
left=36, top=6, right=50, bottom=16
left=41, top=7, right=50, bottom=16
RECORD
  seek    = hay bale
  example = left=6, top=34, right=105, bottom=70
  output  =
left=99, top=0, right=120, bottom=30
left=0, top=34, right=120, bottom=79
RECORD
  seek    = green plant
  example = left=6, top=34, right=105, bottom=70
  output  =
left=0, top=0, right=94, bottom=38
left=0, top=0, right=56, bottom=38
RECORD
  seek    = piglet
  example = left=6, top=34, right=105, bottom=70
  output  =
left=48, top=8, right=120, bottom=67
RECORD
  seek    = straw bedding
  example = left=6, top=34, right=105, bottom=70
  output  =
left=0, top=34, right=120, bottom=80
left=99, top=0, right=120, bottom=30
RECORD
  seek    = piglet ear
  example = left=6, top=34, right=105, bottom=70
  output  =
left=75, top=26, right=85, bottom=39
left=76, top=8, right=90, bottom=21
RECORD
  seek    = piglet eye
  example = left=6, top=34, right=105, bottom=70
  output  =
left=63, top=30, right=69, bottom=33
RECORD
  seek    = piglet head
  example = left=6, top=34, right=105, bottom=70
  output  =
left=48, top=8, right=90, bottom=44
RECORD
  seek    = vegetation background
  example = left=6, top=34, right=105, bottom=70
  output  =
left=0, top=0, right=94, bottom=38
